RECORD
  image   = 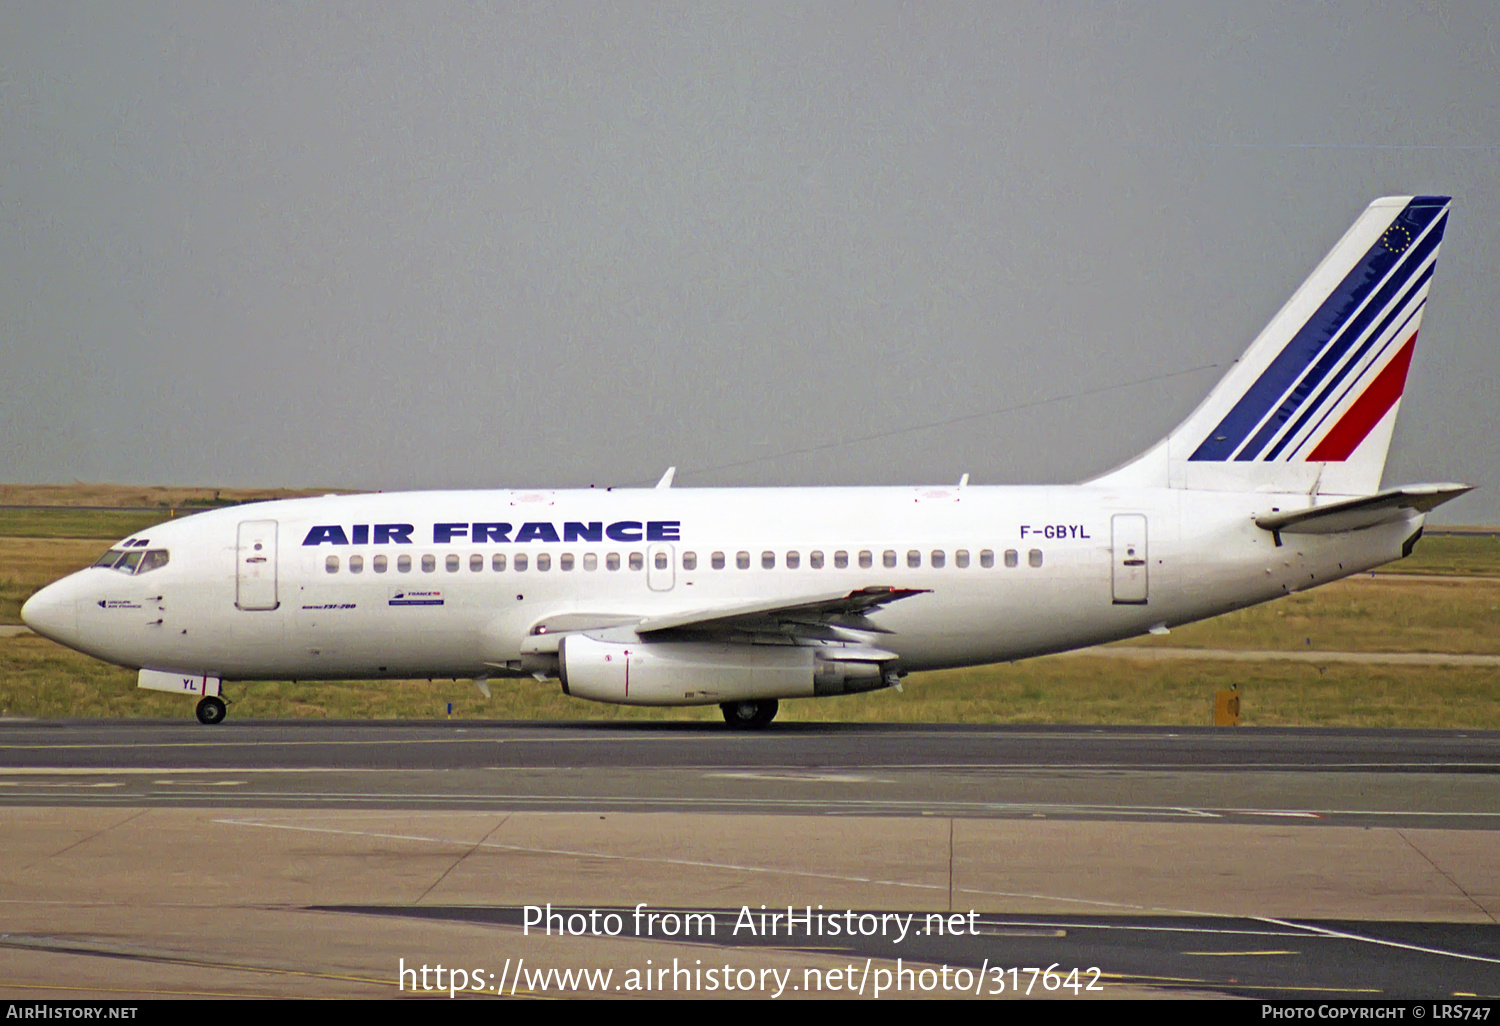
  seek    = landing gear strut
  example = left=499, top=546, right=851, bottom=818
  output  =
left=720, top=699, right=778, bottom=729
left=195, top=695, right=227, bottom=725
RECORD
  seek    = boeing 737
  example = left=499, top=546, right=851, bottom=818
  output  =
left=21, top=196, right=1470, bottom=727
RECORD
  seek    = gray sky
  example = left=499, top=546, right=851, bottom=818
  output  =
left=3, top=3, right=1497, bottom=522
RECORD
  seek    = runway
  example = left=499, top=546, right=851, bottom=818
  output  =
left=2, top=721, right=1497, bottom=1000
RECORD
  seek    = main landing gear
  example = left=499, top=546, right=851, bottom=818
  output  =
left=195, top=695, right=227, bottom=725
left=720, top=699, right=778, bottom=729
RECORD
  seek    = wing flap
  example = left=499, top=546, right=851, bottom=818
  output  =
left=635, top=586, right=929, bottom=637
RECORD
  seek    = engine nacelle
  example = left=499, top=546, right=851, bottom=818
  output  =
left=558, top=635, right=898, bottom=706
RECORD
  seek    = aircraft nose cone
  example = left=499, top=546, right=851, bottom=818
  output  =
left=20, top=581, right=78, bottom=644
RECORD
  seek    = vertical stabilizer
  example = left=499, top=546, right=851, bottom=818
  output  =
left=1092, top=196, right=1449, bottom=496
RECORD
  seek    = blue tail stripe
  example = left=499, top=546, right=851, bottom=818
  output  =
left=1237, top=215, right=1444, bottom=462
left=1189, top=198, right=1447, bottom=462
left=1264, top=263, right=1433, bottom=461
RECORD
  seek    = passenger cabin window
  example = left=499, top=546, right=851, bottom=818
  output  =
left=1029, top=549, right=1044, bottom=568
left=737, top=551, right=750, bottom=570
left=859, top=550, right=873, bottom=569
left=654, top=551, right=668, bottom=570
left=1003, top=549, right=1017, bottom=568
left=492, top=553, right=507, bottom=572
left=561, top=553, right=575, bottom=571
left=954, top=549, right=969, bottom=568
left=446, top=554, right=460, bottom=572
left=325, top=555, right=339, bottom=574
left=711, top=551, right=725, bottom=570
left=422, top=554, right=436, bottom=573
left=607, top=553, right=621, bottom=571
left=883, top=550, right=897, bottom=569
left=761, top=551, right=775, bottom=570
left=583, top=553, right=597, bottom=571
left=349, top=554, right=364, bottom=574
left=786, top=551, right=799, bottom=569
left=907, top=550, right=921, bottom=568
left=374, top=554, right=388, bottom=573
left=514, top=553, right=529, bottom=572
left=809, top=551, right=824, bottom=569
left=470, top=554, right=484, bottom=572
left=930, top=550, right=945, bottom=569
left=682, top=552, right=697, bottom=571
left=834, top=550, right=849, bottom=569
left=629, top=552, right=644, bottom=571
left=537, top=553, right=551, bottom=571
left=398, top=555, right=412, bottom=573
left=983, top=549, right=998, bottom=568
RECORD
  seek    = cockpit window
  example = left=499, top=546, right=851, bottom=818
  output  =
left=136, top=550, right=170, bottom=575
left=95, top=548, right=169, bottom=575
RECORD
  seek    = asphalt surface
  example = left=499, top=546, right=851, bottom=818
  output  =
left=3, top=720, right=1497, bottom=1000
left=1, top=721, right=1497, bottom=828
left=3, top=719, right=1497, bottom=772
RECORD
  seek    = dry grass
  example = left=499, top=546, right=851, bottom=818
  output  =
left=0, top=538, right=115, bottom=623
left=1376, top=533, right=1500, bottom=576
left=2, top=633, right=1495, bottom=728
left=0, top=483, right=340, bottom=507
left=1117, top=574, right=1500, bottom=654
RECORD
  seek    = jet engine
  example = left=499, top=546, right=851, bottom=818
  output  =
left=557, top=634, right=895, bottom=706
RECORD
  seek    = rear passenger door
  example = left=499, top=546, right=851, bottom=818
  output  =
left=1110, top=514, right=1148, bottom=605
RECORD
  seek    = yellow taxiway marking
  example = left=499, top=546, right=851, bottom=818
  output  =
left=1182, top=950, right=1299, bottom=956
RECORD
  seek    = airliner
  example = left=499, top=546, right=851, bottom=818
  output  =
left=21, top=196, right=1470, bottom=727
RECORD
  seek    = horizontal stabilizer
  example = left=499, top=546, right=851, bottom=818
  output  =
left=1254, top=484, right=1472, bottom=535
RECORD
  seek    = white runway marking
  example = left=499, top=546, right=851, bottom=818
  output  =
left=1254, top=917, right=1500, bottom=966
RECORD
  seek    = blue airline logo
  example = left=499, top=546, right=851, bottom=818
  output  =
left=301, top=521, right=681, bottom=546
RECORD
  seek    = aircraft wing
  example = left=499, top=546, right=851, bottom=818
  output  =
left=635, top=586, right=930, bottom=637
left=518, top=587, right=929, bottom=656
left=1254, top=483, right=1472, bottom=535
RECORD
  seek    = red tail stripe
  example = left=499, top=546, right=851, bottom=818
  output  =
left=1306, top=333, right=1417, bottom=462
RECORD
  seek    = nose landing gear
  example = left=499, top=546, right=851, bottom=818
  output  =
left=195, top=696, right=227, bottom=725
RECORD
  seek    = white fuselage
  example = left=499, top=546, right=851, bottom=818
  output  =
left=22, top=483, right=1419, bottom=691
